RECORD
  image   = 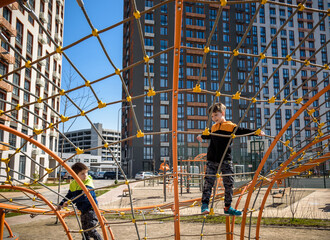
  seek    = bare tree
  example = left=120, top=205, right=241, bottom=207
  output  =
left=288, top=178, right=305, bottom=220
left=55, top=67, right=95, bottom=224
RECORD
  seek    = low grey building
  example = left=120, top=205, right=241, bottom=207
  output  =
left=58, top=123, right=121, bottom=171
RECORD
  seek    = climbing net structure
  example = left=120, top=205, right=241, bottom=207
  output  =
left=0, top=0, right=329, bottom=239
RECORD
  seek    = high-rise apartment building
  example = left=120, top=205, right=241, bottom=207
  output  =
left=122, top=0, right=329, bottom=177
left=0, top=0, right=65, bottom=181
left=58, top=123, right=121, bottom=172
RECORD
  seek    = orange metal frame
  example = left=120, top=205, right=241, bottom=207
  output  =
left=172, top=0, right=183, bottom=239
left=239, top=84, right=330, bottom=239
left=0, top=124, right=109, bottom=240
left=1, top=1, right=329, bottom=239
left=0, top=185, right=73, bottom=240
left=255, top=137, right=330, bottom=240
left=4, top=221, right=16, bottom=239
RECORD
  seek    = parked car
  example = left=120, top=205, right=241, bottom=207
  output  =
left=104, top=171, right=116, bottom=179
left=135, top=171, right=154, bottom=180
left=88, top=171, right=97, bottom=179
left=59, top=170, right=72, bottom=180
left=95, top=171, right=106, bottom=179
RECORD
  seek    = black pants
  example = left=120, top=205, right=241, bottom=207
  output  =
left=81, top=209, right=102, bottom=240
left=202, top=161, right=234, bottom=207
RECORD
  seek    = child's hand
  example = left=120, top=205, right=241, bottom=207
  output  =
left=259, top=130, right=265, bottom=136
left=196, top=135, right=202, bottom=143
left=62, top=202, right=69, bottom=208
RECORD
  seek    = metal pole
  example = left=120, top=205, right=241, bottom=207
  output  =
left=172, top=1, right=183, bottom=238
left=323, top=162, right=326, bottom=188
left=163, top=158, right=166, bottom=202
left=180, top=158, right=183, bottom=196
left=0, top=209, right=4, bottom=240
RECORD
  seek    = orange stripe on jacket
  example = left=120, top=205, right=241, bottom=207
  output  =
left=211, top=121, right=237, bottom=133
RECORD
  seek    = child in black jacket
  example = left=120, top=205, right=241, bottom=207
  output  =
left=197, top=103, right=264, bottom=215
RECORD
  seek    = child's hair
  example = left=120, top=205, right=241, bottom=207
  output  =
left=71, top=162, right=88, bottom=174
left=208, top=102, right=226, bottom=114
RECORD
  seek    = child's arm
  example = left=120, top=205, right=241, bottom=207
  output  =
left=56, top=190, right=73, bottom=210
left=235, top=127, right=265, bottom=136
left=197, top=133, right=211, bottom=143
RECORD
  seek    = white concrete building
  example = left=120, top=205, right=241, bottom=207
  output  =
left=0, top=0, right=65, bottom=181
left=59, top=123, right=121, bottom=172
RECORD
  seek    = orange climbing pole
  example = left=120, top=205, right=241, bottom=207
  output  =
left=172, top=0, right=183, bottom=239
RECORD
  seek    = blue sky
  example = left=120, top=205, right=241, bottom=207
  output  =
left=61, top=0, right=124, bottom=132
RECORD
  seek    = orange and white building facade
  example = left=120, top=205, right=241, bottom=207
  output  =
left=0, top=0, right=64, bottom=181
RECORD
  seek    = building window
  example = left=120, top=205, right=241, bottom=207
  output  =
left=160, top=119, right=168, bottom=128
left=187, top=107, right=194, bottom=115
left=160, top=147, right=169, bottom=156
left=3, top=7, right=11, bottom=23
left=160, top=134, right=168, bottom=142
left=160, top=40, right=168, bottom=50
left=145, top=38, right=153, bottom=46
left=160, top=27, right=167, bottom=35
left=160, top=66, right=168, bottom=77
left=144, top=118, right=153, bottom=131
left=18, top=156, right=26, bottom=180
left=9, top=129, right=17, bottom=147
left=160, top=15, right=167, bottom=26
left=143, top=147, right=153, bottom=160
left=187, top=120, right=194, bottom=129
left=145, top=13, right=153, bottom=20
left=16, top=20, right=23, bottom=45
left=145, top=25, right=154, bottom=33
left=144, top=135, right=153, bottom=145
left=160, top=105, right=168, bottom=115
left=27, top=32, right=33, bottom=55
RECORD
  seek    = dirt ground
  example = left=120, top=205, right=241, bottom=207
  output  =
left=7, top=216, right=330, bottom=240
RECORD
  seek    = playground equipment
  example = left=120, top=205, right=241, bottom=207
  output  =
left=0, top=0, right=329, bottom=239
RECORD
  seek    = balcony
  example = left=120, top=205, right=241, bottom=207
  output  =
left=186, top=25, right=206, bottom=31
left=209, top=3, right=230, bottom=9
left=36, top=78, right=45, bottom=87
left=38, top=34, right=47, bottom=44
left=32, top=149, right=41, bottom=155
left=35, top=102, right=43, bottom=109
left=54, top=33, right=62, bottom=43
left=0, top=16, right=16, bottom=37
left=0, top=46, right=15, bottom=64
left=0, top=113, right=10, bottom=121
left=186, top=37, right=206, bottom=43
left=0, top=144, right=9, bottom=151
left=185, top=12, right=206, bottom=19
left=56, top=0, right=63, bottom=6
left=55, top=14, right=62, bottom=24
left=37, top=57, right=46, bottom=66
left=0, top=80, right=13, bottom=92
left=186, top=62, right=207, bottom=68
left=50, top=130, right=58, bottom=137
left=7, top=2, right=18, bottom=10
left=144, top=32, right=154, bottom=38
left=145, top=19, right=155, bottom=25
left=39, top=12, right=47, bottom=22
left=53, top=71, right=60, bottom=80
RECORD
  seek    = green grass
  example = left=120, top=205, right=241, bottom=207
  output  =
left=95, top=185, right=118, bottom=197
left=5, top=212, right=23, bottom=218
left=180, top=215, right=330, bottom=228
left=103, top=213, right=330, bottom=228
left=0, top=189, right=21, bottom=192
